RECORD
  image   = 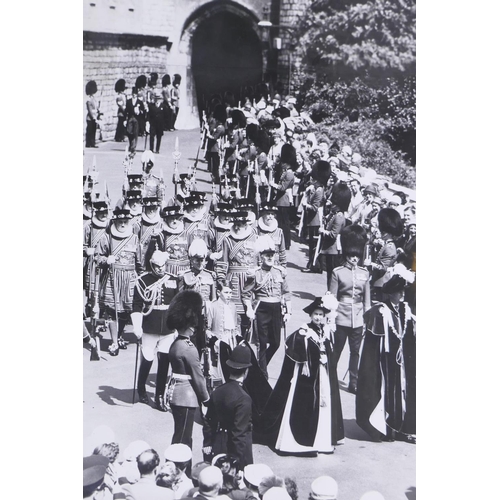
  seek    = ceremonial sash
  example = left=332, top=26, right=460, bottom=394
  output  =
left=90, top=228, right=107, bottom=248
left=229, top=238, right=251, bottom=262
left=111, top=234, right=134, bottom=257
left=140, top=223, right=158, bottom=245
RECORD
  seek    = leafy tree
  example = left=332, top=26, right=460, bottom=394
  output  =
left=290, top=0, right=416, bottom=187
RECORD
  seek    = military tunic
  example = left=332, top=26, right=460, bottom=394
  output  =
left=83, top=217, right=109, bottom=295
left=96, top=227, right=140, bottom=314
left=178, top=269, right=216, bottom=305
left=256, top=218, right=287, bottom=267
left=146, top=227, right=190, bottom=276
left=216, top=227, right=259, bottom=315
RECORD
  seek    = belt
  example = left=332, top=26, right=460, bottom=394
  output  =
left=152, top=305, right=169, bottom=310
left=257, top=297, right=281, bottom=304
left=112, top=264, right=135, bottom=270
left=339, top=297, right=362, bottom=304
left=228, top=266, right=248, bottom=272
left=172, top=373, right=192, bottom=381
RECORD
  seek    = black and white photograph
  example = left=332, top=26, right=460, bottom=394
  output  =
left=81, top=1, right=418, bottom=499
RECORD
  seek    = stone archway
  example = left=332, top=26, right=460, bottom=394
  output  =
left=178, top=1, right=262, bottom=125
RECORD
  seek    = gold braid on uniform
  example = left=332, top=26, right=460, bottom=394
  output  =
left=135, top=273, right=175, bottom=316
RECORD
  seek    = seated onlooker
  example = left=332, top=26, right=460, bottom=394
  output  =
left=197, top=465, right=231, bottom=499
left=93, top=442, right=120, bottom=493
left=283, top=478, right=298, bottom=500
left=242, top=464, right=273, bottom=499
left=359, top=492, right=386, bottom=500
left=309, top=476, right=338, bottom=500
left=84, top=455, right=109, bottom=499
left=120, top=449, right=174, bottom=500
left=117, top=440, right=151, bottom=485
left=163, top=444, right=194, bottom=498
left=262, top=487, right=292, bottom=500
left=258, top=475, right=284, bottom=498
left=181, top=461, right=211, bottom=496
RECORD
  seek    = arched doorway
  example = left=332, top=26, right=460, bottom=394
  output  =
left=191, top=11, right=262, bottom=115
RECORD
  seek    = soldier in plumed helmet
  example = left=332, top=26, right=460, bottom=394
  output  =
left=133, top=196, right=162, bottom=274
left=141, top=150, right=165, bottom=202
left=178, top=239, right=217, bottom=306
left=131, top=250, right=179, bottom=411
left=241, top=234, right=292, bottom=379
left=85, top=80, right=99, bottom=148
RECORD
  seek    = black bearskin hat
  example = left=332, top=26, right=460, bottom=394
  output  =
left=382, top=275, right=407, bottom=294
left=224, top=91, right=235, bottom=107
left=280, top=143, right=298, bottom=170
left=378, top=208, right=404, bottom=237
left=246, top=123, right=259, bottom=143
left=114, top=79, right=126, bottom=93
left=162, top=74, right=171, bottom=86
left=149, top=72, right=158, bottom=86
left=254, top=129, right=270, bottom=154
left=311, top=160, right=332, bottom=187
left=255, top=82, right=269, bottom=101
left=173, top=74, right=182, bottom=85
left=213, top=104, right=227, bottom=123
left=166, top=290, right=203, bottom=331
left=231, top=109, right=247, bottom=129
left=340, top=224, right=367, bottom=258
left=135, top=75, right=147, bottom=90
left=331, top=182, right=352, bottom=213
left=85, top=80, right=97, bottom=96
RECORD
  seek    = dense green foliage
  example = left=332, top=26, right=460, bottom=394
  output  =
left=291, top=0, right=416, bottom=188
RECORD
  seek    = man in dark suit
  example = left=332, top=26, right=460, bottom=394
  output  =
left=202, top=344, right=254, bottom=468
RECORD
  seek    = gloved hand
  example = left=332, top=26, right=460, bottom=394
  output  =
left=107, top=255, right=116, bottom=265
left=85, top=247, right=95, bottom=256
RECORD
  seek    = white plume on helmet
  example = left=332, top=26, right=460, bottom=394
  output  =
left=188, top=238, right=209, bottom=258
left=255, top=235, right=275, bottom=254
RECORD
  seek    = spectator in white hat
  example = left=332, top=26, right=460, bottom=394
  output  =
left=163, top=443, right=194, bottom=497
left=309, top=475, right=338, bottom=500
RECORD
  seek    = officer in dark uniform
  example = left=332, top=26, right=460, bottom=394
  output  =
left=166, top=290, right=210, bottom=448
left=202, top=344, right=254, bottom=468
left=329, top=224, right=371, bottom=394
left=131, top=250, right=179, bottom=411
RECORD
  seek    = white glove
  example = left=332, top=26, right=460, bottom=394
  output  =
left=246, top=308, right=255, bottom=321
left=107, top=255, right=116, bottom=265
left=89, top=337, right=97, bottom=349
left=210, top=251, right=222, bottom=261
left=85, top=247, right=95, bottom=256
left=283, top=313, right=291, bottom=323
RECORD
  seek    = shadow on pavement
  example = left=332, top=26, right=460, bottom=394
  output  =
left=405, top=487, right=416, bottom=500
left=97, top=385, right=135, bottom=406
left=287, top=262, right=304, bottom=271
left=291, top=290, right=316, bottom=301
left=343, top=418, right=377, bottom=442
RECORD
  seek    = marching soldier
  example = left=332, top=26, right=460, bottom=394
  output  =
left=166, top=291, right=210, bottom=448
left=205, top=104, right=226, bottom=184
left=146, top=205, right=190, bottom=276
left=141, top=150, right=165, bottom=202
left=216, top=210, right=259, bottom=336
left=255, top=203, right=286, bottom=267
left=115, top=174, right=144, bottom=210
left=83, top=200, right=110, bottom=303
left=131, top=250, right=179, bottom=412
left=96, top=208, right=141, bottom=356
left=83, top=192, right=93, bottom=223
left=114, top=78, right=127, bottom=143
left=182, top=192, right=212, bottom=248
left=208, top=202, right=233, bottom=257
left=133, top=196, right=162, bottom=274
left=85, top=80, right=99, bottom=148
left=178, top=239, right=217, bottom=306
left=165, top=173, right=191, bottom=207
left=329, top=224, right=371, bottom=394
left=242, top=235, right=292, bottom=379
left=124, top=189, right=143, bottom=228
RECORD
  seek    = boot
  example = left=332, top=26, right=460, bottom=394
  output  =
left=155, top=353, right=170, bottom=412
left=137, top=355, right=153, bottom=405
